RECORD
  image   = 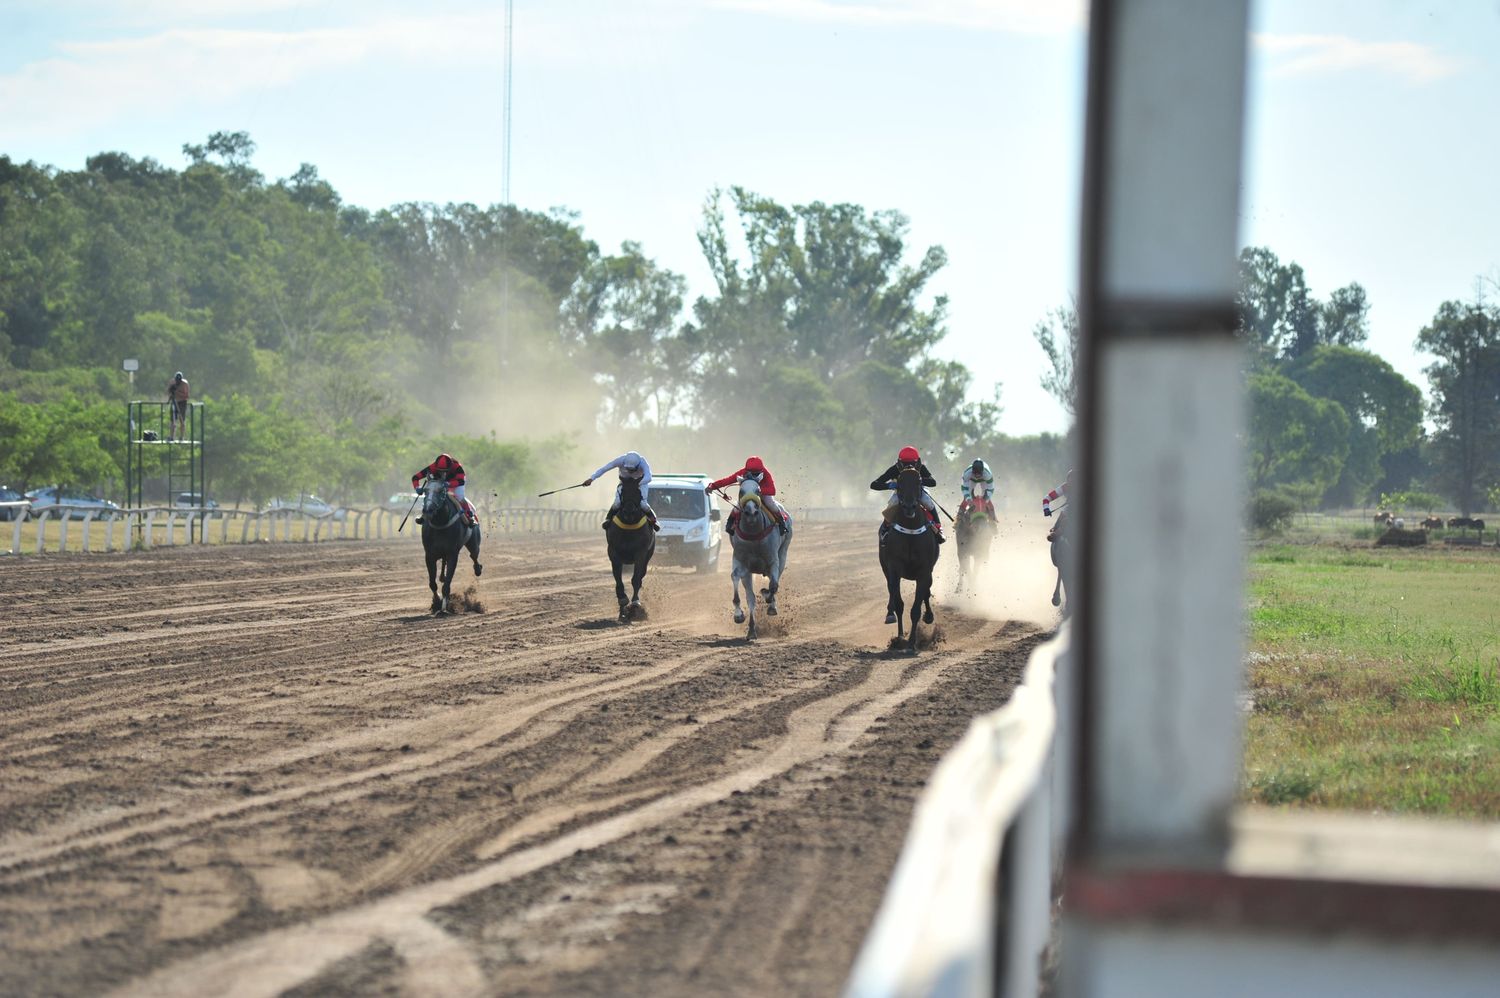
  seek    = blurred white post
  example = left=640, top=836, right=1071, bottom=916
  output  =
left=1074, top=0, right=1249, bottom=866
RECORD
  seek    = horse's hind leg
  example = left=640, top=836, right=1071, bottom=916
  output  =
left=743, top=571, right=757, bottom=641
left=629, top=559, right=647, bottom=612
left=468, top=527, right=483, bottom=576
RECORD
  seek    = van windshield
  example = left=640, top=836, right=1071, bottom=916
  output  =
left=650, top=486, right=706, bottom=520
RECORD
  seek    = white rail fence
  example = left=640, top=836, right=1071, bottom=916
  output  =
left=2, top=501, right=885, bottom=556
left=846, top=629, right=1073, bottom=998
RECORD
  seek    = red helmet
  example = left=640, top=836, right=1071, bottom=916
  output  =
left=898, top=446, right=921, bottom=463
left=745, top=455, right=765, bottom=472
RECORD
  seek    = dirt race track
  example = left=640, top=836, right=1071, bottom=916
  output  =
left=0, top=522, right=1048, bottom=997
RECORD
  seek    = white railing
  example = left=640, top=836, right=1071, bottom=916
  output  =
left=2, top=505, right=405, bottom=556
left=3, top=499, right=896, bottom=556
left=845, top=628, right=1072, bottom=998
left=0, top=502, right=621, bottom=556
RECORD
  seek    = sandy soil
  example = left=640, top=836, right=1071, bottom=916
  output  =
left=0, top=521, right=1052, bottom=997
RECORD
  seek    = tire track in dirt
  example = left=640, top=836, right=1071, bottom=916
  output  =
left=110, top=621, right=1005, bottom=998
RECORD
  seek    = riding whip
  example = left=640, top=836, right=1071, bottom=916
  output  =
left=537, top=482, right=590, bottom=498
left=398, top=492, right=420, bottom=533
left=932, top=497, right=957, bottom=523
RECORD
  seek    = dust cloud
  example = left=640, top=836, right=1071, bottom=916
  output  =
left=937, top=518, right=1065, bottom=627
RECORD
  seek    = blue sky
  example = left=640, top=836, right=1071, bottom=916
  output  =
left=2, top=1, right=1496, bottom=437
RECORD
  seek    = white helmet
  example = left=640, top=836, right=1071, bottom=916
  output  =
left=622, top=451, right=642, bottom=471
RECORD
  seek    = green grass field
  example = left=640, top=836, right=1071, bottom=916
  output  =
left=1244, top=539, right=1500, bottom=817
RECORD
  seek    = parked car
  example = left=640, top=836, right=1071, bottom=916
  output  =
left=262, top=494, right=345, bottom=520
left=386, top=491, right=419, bottom=511
left=0, top=485, right=27, bottom=521
left=25, top=486, right=122, bottom=520
left=646, top=473, right=723, bottom=573
left=172, top=492, right=220, bottom=510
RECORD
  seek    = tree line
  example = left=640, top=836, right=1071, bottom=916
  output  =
left=1031, top=247, right=1500, bottom=520
left=1, top=132, right=1062, bottom=508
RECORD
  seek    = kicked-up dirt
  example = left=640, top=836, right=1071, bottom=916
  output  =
left=0, top=522, right=1047, bottom=996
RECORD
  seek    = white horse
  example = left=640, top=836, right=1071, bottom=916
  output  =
left=728, top=479, right=792, bottom=641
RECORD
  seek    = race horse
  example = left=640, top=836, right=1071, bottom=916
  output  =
left=727, top=479, right=792, bottom=641
left=954, top=478, right=997, bottom=580
left=605, top=476, right=656, bottom=621
left=1049, top=506, right=1071, bottom=618
left=879, top=467, right=940, bottom=652
left=420, top=479, right=482, bottom=615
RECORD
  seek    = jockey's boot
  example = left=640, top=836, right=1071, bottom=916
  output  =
left=928, top=509, right=946, bottom=543
left=461, top=499, right=478, bottom=525
left=602, top=504, right=617, bottom=529
left=726, top=510, right=740, bottom=536
left=647, top=509, right=661, bottom=532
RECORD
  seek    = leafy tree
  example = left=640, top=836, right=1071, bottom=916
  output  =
left=1032, top=301, right=1079, bottom=417
left=689, top=187, right=956, bottom=467
left=1416, top=299, right=1500, bottom=514
left=563, top=242, right=687, bottom=426
left=1247, top=371, right=1350, bottom=494
left=1237, top=247, right=1369, bottom=363
left=0, top=393, right=120, bottom=494
left=1283, top=345, right=1421, bottom=506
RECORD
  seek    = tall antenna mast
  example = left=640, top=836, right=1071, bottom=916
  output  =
left=502, top=0, right=514, bottom=206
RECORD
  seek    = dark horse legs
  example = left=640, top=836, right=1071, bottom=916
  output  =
left=611, top=552, right=648, bottom=619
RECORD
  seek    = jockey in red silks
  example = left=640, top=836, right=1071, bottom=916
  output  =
left=706, top=456, right=789, bottom=536
left=1042, top=468, right=1073, bottom=518
left=871, top=445, right=944, bottom=543
left=412, top=452, right=478, bottom=525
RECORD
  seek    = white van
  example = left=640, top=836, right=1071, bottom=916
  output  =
left=647, top=473, right=723, bottom=572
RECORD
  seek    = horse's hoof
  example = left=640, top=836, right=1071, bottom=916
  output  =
left=1051, top=593, right=1061, bottom=607
left=767, top=604, right=778, bottom=616
left=474, top=562, right=483, bottom=577
left=733, top=609, right=746, bottom=624
left=923, top=609, right=934, bottom=624
left=884, top=611, right=897, bottom=625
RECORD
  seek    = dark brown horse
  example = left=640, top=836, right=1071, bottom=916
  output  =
left=605, top=477, right=656, bottom=620
left=879, top=467, right=940, bottom=652
left=420, top=480, right=482, bottom=614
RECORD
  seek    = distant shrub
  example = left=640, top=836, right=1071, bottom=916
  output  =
left=1250, top=491, right=1298, bottom=532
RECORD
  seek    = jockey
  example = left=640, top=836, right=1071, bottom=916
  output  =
left=584, top=451, right=659, bottom=531
left=1042, top=468, right=1073, bottom=518
left=870, top=445, right=944, bottom=543
left=960, top=458, right=997, bottom=522
left=412, top=452, right=478, bottom=525
left=706, top=456, right=789, bottom=536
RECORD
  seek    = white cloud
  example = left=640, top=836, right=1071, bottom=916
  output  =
left=0, top=14, right=506, bottom=139
left=1254, top=32, right=1461, bottom=83
left=709, top=0, right=1085, bottom=35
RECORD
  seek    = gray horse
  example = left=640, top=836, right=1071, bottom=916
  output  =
left=728, top=479, right=792, bottom=641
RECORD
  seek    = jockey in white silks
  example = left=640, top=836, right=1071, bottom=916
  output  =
left=584, top=451, right=658, bottom=530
